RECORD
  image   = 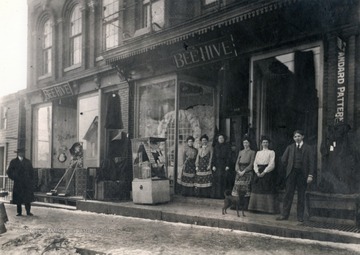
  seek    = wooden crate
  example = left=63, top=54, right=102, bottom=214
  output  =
left=307, top=191, right=360, bottom=226
left=95, top=181, right=129, bottom=201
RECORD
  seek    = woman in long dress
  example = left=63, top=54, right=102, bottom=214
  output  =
left=248, top=136, right=278, bottom=213
left=231, top=137, right=256, bottom=208
left=180, top=136, right=198, bottom=196
left=211, top=134, right=231, bottom=199
left=194, top=134, right=213, bottom=198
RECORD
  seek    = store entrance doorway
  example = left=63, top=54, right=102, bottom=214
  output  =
left=252, top=47, right=321, bottom=157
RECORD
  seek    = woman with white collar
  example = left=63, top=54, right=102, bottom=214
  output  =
left=248, top=136, right=278, bottom=214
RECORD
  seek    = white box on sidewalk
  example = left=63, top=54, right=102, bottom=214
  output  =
left=132, top=178, right=170, bottom=204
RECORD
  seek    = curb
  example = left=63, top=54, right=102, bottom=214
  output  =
left=76, top=200, right=360, bottom=244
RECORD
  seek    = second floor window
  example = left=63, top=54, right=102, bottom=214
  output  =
left=70, top=5, right=82, bottom=65
left=103, top=0, right=119, bottom=50
left=42, top=19, right=52, bottom=75
left=140, top=0, right=164, bottom=30
left=204, top=0, right=217, bottom=4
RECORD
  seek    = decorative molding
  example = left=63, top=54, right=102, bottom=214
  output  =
left=87, top=0, right=98, bottom=13
left=64, top=63, right=82, bottom=72
left=96, top=56, right=104, bottom=62
left=38, top=73, right=52, bottom=81
left=94, top=74, right=101, bottom=89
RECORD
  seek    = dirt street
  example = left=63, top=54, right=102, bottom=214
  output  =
left=1, top=204, right=360, bottom=255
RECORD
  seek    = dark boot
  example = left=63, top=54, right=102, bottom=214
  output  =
left=16, top=204, right=22, bottom=216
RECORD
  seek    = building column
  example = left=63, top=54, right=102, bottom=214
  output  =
left=80, top=5, right=87, bottom=70
left=347, top=34, right=356, bottom=130
left=57, top=18, right=64, bottom=79
left=87, top=1, right=96, bottom=68
left=23, top=95, right=33, bottom=160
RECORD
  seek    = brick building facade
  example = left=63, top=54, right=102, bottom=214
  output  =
left=21, top=0, right=360, bottom=212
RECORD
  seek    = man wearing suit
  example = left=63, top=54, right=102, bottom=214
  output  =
left=276, top=130, right=315, bottom=222
left=7, top=148, right=34, bottom=216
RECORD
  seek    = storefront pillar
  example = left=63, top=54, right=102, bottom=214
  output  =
left=24, top=96, right=33, bottom=160
left=346, top=34, right=356, bottom=130
left=57, top=18, right=64, bottom=79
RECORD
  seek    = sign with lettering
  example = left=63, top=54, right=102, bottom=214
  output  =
left=334, top=37, right=347, bottom=123
left=172, top=35, right=238, bottom=69
left=42, top=83, right=74, bottom=101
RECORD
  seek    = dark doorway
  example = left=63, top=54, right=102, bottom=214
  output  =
left=252, top=48, right=319, bottom=156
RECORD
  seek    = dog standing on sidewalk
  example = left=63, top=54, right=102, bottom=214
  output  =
left=222, top=189, right=246, bottom=217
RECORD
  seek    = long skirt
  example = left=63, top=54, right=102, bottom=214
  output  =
left=248, top=165, right=279, bottom=214
left=180, top=158, right=196, bottom=196
left=231, top=163, right=252, bottom=197
left=194, top=154, right=212, bottom=198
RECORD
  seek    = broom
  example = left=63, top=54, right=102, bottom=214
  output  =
left=46, top=166, right=72, bottom=196
left=58, top=161, right=80, bottom=197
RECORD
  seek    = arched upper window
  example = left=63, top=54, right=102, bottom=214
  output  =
left=42, top=19, right=52, bottom=75
left=70, top=4, right=82, bottom=65
left=103, top=0, right=120, bottom=50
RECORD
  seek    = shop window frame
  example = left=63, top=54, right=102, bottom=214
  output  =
left=135, top=75, right=177, bottom=183
left=78, top=93, right=100, bottom=168
left=135, top=75, right=217, bottom=193
left=32, top=103, right=53, bottom=168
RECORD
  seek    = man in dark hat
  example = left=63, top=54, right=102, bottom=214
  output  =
left=7, top=148, right=35, bottom=216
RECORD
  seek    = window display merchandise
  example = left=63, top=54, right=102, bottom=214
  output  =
left=131, top=137, right=170, bottom=204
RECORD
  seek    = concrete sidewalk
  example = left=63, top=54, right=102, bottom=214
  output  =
left=76, top=195, right=360, bottom=244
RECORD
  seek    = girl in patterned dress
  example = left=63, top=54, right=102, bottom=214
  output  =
left=180, top=136, right=198, bottom=196
left=194, top=134, right=213, bottom=198
left=231, top=137, right=256, bottom=208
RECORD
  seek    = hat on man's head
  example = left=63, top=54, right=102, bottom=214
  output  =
left=14, top=148, right=26, bottom=153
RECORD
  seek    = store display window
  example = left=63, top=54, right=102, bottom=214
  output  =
left=136, top=77, right=216, bottom=192
left=131, top=137, right=167, bottom=180
left=176, top=81, right=215, bottom=185
left=137, top=79, right=175, bottom=178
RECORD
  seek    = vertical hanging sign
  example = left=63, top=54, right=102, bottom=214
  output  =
left=335, top=37, right=347, bottom=123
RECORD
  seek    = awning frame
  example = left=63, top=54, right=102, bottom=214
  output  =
left=105, top=0, right=299, bottom=65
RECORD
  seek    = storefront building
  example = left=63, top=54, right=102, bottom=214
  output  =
left=25, top=0, right=360, bottom=206
left=0, top=92, right=26, bottom=199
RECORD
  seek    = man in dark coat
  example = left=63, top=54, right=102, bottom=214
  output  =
left=277, top=130, right=315, bottom=222
left=7, top=148, right=35, bottom=216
